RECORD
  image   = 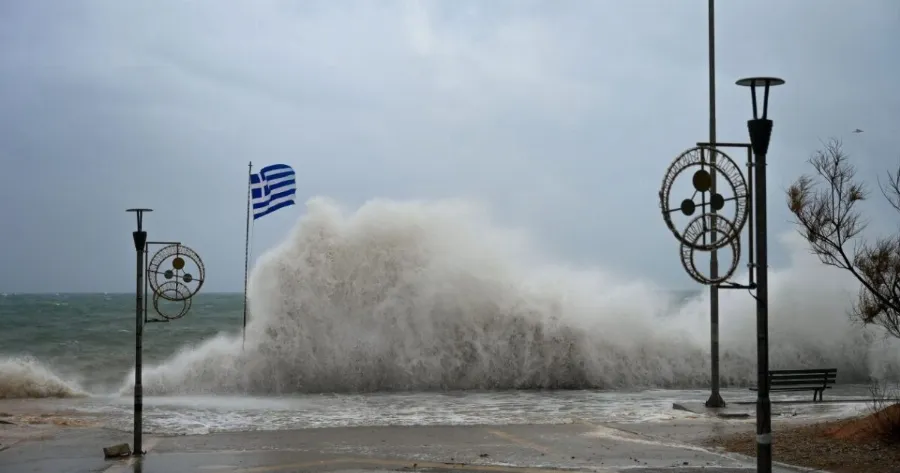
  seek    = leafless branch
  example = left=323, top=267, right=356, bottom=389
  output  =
left=878, top=164, right=900, bottom=214
left=786, top=138, right=900, bottom=338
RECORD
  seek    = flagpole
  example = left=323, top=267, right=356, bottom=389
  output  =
left=242, top=161, right=253, bottom=350
left=705, top=0, right=725, bottom=408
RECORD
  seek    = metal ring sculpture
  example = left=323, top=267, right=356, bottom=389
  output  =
left=147, top=244, right=204, bottom=319
left=679, top=214, right=742, bottom=285
left=660, top=146, right=750, bottom=285
left=659, top=146, right=749, bottom=251
left=152, top=281, right=194, bottom=320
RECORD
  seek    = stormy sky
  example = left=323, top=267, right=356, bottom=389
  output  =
left=0, top=0, right=897, bottom=293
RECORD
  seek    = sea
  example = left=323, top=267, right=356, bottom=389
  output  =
left=2, top=198, right=899, bottom=435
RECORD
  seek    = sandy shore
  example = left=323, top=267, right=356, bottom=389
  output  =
left=0, top=410, right=809, bottom=473
left=7, top=399, right=898, bottom=472
left=0, top=405, right=105, bottom=454
left=705, top=408, right=900, bottom=473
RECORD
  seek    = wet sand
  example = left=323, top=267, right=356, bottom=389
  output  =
left=7, top=393, right=882, bottom=472
left=0, top=408, right=816, bottom=473
left=708, top=410, right=900, bottom=473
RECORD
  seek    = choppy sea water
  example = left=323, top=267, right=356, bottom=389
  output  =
left=0, top=388, right=877, bottom=436
left=0, top=293, right=245, bottom=395
left=0, top=291, right=886, bottom=435
left=2, top=199, right=900, bottom=435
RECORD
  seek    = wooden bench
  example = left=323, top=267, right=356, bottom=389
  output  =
left=749, top=368, right=837, bottom=402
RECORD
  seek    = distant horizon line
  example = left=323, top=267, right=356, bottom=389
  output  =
left=1, top=288, right=703, bottom=295
left=0, top=291, right=247, bottom=295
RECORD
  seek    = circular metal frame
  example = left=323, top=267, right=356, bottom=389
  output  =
left=679, top=213, right=741, bottom=285
left=660, top=146, right=749, bottom=251
left=152, top=281, right=193, bottom=320
left=147, top=244, right=205, bottom=301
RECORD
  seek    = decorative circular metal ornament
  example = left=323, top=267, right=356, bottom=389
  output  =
left=679, top=213, right=741, bottom=285
left=147, top=244, right=205, bottom=301
left=152, top=281, right=193, bottom=320
left=659, top=147, right=749, bottom=251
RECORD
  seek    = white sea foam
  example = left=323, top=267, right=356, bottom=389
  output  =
left=120, top=197, right=899, bottom=395
left=0, top=356, right=86, bottom=399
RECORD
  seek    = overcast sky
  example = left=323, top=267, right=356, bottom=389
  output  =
left=0, top=0, right=897, bottom=293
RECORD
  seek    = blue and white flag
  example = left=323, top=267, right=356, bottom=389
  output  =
left=250, top=164, right=297, bottom=220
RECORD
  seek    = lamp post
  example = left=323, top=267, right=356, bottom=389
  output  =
left=736, top=76, right=784, bottom=473
left=126, top=208, right=151, bottom=455
left=125, top=209, right=205, bottom=456
left=658, top=75, right=783, bottom=473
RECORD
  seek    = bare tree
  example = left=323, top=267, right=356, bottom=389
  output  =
left=786, top=138, right=900, bottom=338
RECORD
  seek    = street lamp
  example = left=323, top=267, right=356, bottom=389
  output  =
left=658, top=75, right=783, bottom=473
left=126, top=209, right=206, bottom=456
left=126, top=208, right=151, bottom=456
left=736, top=76, right=784, bottom=473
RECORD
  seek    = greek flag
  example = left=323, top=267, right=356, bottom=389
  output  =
left=250, top=164, right=297, bottom=220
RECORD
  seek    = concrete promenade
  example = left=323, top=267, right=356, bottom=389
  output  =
left=0, top=421, right=815, bottom=473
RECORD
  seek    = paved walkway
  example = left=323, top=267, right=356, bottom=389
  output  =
left=0, top=422, right=813, bottom=473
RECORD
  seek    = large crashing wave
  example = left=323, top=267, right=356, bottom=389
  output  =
left=0, top=356, right=86, bottom=399
left=134, top=197, right=900, bottom=395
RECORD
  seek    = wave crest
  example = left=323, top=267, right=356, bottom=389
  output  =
left=0, top=356, right=86, bottom=399
left=134, top=197, right=900, bottom=395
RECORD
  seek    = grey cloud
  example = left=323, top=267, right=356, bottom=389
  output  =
left=0, top=0, right=897, bottom=292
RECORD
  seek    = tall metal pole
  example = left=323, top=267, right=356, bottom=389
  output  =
left=127, top=208, right=152, bottom=456
left=242, top=162, right=253, bottom=350
left=705, top=0, right=724, bottom=409
left=739, top=76, right=782, bottom=473
left=752, top=133, right=771, bottom=472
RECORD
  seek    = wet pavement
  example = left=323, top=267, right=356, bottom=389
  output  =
left=0, top=422, right=814, bottom=473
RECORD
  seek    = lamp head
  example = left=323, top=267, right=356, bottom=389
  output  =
left=126, top=208, right=153, bottom=230
left=736, top=77, right=784, bottom=120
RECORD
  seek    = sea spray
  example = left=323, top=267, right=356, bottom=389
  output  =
left=0, top=356, right=86, bottom=399
left=130, top=197, right=899, bottom=395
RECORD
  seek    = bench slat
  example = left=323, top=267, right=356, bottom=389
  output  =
left=770, top=374, right=837, bottom=381
left=770, top=371, right=837, bottom=376
left=748, top=368, right=837, bottom=401
left=768, top=369, right=837, bottom=375
left=770, top=380, right=835, bottom=387
left=770, top=372, right=836, bottom=377
left=769, top=374, right=837, bottom=379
